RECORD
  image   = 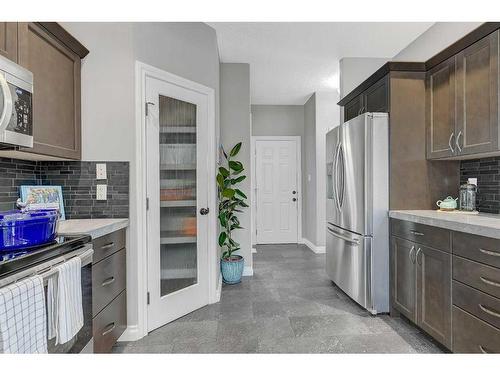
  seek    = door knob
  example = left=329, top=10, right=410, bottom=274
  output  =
left=292, top=190, right=296, bottom=194
left=292, top=198, right=297, bottom=202
left=199, top=207, right=209, bottom=215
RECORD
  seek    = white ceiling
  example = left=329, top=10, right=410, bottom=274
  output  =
left=208, top=22, right=434, bottom=105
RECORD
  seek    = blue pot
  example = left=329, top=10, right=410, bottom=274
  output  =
left=221, top=255, right=244, bottom=284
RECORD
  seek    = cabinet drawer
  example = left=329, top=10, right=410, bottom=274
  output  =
left=92, top=229, right=126, bottom=264
left=453, top=281, right=500, bottom=330
left=93, top=290, right=127, bottom=354
left=452, top=306, right=500, bottom=353
left=453, top=255, right=500, bottom=299
left=453, top=231, right=500, bottom=269
left=92, top=249, right=126, bottom=317
left=390, top=219, right=451, bottom=251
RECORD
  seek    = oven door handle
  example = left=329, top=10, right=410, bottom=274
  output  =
left=0, top=73, right=13, bottom=132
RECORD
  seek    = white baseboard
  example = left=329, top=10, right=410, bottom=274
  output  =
left=301, top=237, right=326, bottom=254
left=118, top=325, right=143, bottom=342
left=214, top=276, right=222, bottom=303
left=251, top=247, right=257, bottom=254
left=243, top=265, right=253, bottom=276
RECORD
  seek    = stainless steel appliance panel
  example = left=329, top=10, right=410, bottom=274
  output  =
left=326, top=223, right=372, bottom=311
left=337, top=114, right=369, bottom=235
left=326, top=126, right=341, bottom=225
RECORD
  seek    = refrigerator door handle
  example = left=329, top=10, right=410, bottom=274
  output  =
left=333, top=143, right=341, bottom=211
left=327, top=226, right=360, bottom=245
left=339, top=144, right=345, bottom=208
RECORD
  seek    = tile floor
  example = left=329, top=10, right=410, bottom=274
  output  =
left=113, top=244, right=444, bottom=353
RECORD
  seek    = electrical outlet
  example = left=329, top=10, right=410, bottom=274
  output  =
left=96, top=184, right=107, bottom=200
left=96, top=163, right=107, bottom=180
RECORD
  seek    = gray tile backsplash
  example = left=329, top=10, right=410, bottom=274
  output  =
left=460, top=156, right=500, bottom=214
left=0, top=158, right=129, bottom=219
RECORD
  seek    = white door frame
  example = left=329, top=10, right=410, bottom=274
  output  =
left=131, top=61, right=218, bottom=341
left=251, top=136, right=302, bottom=245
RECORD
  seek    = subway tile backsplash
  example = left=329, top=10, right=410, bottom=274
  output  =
left=0, top=158, right=129, bottom=219
left=460, top=156, right=500, bottom=214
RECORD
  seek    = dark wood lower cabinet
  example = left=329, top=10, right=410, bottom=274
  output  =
left=416, top=245, right=452, bottom=348
left=391, top=237, right=416, bottom=323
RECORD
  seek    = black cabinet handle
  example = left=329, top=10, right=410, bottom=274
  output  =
left=200, top=207, right=209, bottom=215
left=101, top=242, right=115, bottom=250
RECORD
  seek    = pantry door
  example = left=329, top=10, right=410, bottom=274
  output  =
left=145, top=75, right=210, bottom=332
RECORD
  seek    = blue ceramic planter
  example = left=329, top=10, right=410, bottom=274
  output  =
left=221, top=255, right=244, bottom=284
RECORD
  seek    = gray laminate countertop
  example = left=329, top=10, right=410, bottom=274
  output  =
left=389, top=210, right=500, bottom=239
left=58, top=218, right=129, bottom=239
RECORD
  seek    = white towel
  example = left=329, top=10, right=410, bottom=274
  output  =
left=0, top=275, right=47, bottom=353
left=47, top=257, right=83, bottom=345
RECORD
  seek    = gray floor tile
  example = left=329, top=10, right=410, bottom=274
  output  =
left=113, top=243, right=443, bottom=354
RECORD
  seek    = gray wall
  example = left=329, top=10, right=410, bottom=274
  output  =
left=339, top=57, right=389, bottom=99
left=220, top=63, right=252, bottom=272
left=303, top=94, right=317, bottom=245
left=393, top=22, right=482, bottom=61
left=251, top=105, right=305, bottom=137
left=61, top=22, right=220, bottom=338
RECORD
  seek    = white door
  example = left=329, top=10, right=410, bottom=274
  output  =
left=146, top=75, right=210, bottom=332
left=256, top=139, right=299, bottom=244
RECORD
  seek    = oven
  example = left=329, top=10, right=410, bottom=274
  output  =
left=0, top=236, right=93, bottom=353
left=0, top=54, right=33, bottom=148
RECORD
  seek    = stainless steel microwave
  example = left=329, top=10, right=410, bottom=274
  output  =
left=0, top=55, right=33, bottom=148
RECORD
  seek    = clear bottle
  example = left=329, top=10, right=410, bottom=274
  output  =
left=459, top=178, right=477, bottom=212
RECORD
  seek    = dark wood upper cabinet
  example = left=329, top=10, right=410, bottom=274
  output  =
left=455, top=30, right=499, bottom=156
left=416, top=245, right=452, bottom=348
left=18, top=23, right=83, bottom=160
left=391, top=237, right=416, bottom=323
left=0, top=23, right=20, bottom=63
left=364, top=76, right=388, bottom=113
left=343, top=95, right=363, bottom=122
left=426, top=57, right=456, bottom=159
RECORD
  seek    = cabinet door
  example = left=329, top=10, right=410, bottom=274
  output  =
left=364, top=76, right=388, bottom=113
left=343, top=95, right=363, bottom=122
left=426, top=57, right=456, bottom=159
left=416, top=245, right=452, bottom=348
left=455, top=30, right=499, bottom=156
left=0, top=23, right=19, bottom=62
left=391, top=237, right=416, bottom=322
left=18, top=23, right=81, bottom=159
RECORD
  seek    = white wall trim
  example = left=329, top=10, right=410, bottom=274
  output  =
left=251, top=135, right=302, bottom=245
left=243, top=266, right=254, bottom=276
left=134, top=61, right=217, bottom=339
left=300, top=237, right=326, bottom=254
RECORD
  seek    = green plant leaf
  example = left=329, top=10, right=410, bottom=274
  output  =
left=235, top=189, right=247, bottom=199
left=229, top=142, right=242, bottom=157
left=229, top=161, right=243, bottom=171
left=218, top=232, right=227, bottom=247
left=221, top=146, right=228, bottom=160
left=218, top=212, right=227, bottom=227
left=216, top=173, right=224, bottom=188
left=231, top=175, right=246, bottom=184
left=222, top=188, right=235, bottom=198
left=219, top=167, right=230, bottom=178
left=232, top=168, right=244, bottom=175
left=239, top=201, right=249, bottom=208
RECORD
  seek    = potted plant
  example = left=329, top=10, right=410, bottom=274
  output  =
left=217, top=142, right=248, bottom=284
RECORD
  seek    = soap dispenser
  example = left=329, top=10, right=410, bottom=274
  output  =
left=459, top=178, right=477, bottom=212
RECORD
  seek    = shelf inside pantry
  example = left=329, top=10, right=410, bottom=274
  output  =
left=160, top=230, right=197, bottom=245
left=160, top=126, right=196, bottom=133
left=160, top=200, right=197, bottom=208
left=160, top=163, right=196, bottom=171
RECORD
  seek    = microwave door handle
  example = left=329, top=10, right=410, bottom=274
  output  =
left=0, top=73, right=13, bottom=132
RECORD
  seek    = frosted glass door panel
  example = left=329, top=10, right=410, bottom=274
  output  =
left=159, top=96, right=197, bottom=297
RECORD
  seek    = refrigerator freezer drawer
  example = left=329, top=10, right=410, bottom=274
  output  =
left=326, top=225, right=373, bottom=313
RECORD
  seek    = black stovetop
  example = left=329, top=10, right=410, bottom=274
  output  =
left=0, top=234, right=92, bottom=279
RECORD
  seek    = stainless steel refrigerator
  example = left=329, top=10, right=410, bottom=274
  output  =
left=325, top=112, right=389, bottom=314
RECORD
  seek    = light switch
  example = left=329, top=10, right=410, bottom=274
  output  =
left=96, top=163, right=107, bottom=180
left=96, top=184, right=107, bottom=200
